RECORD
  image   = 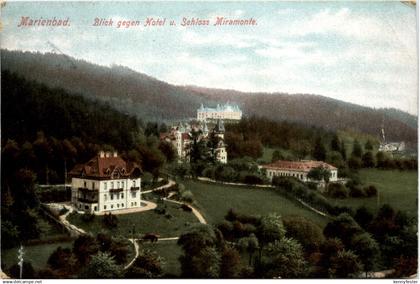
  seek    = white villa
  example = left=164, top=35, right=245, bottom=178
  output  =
left=197, top=103, right=242, bottom=121
left=69, top=151, right=142, bottom=214
left=262, top=160, right=338, bottom=183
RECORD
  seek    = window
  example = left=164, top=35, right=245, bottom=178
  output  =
left=104, top=194, right=107, bottom=201
left=94, top=206, right=97, bottom=211
left=122, top=181, right=124, bottom=188
left=111, top=182, right=114, bottom=189
left=121, top=193, right=124, bottom=199
left=117, top=204, right=120, bottom=208
left=84, top=181, right=87, bottom=187
left=85, top=205, right=89, bottom=210
left=117, top=181, right=120, bottom=188
left=104, top=182, right=107, bottom=190
left=104, top=205, right=107, bottom=210
left=111, top=205, right=113, bottom=209
left=132, top=192, right=136, bottom=198
left=117, top=194, right=119, bottom=200
left=111, top=194, right=114, bottom=200
left=121, top=203, right=124, bottom=207
left=92, top=182, right=95, bottom=189
left=133, top=180, right=136, bottom=187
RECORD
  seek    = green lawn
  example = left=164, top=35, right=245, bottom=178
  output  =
left=185, top=180, right=329, bottom=228
left=328, top=169, right=418, bottom=217
left=68, top=200, right=200, bottom=238
left=141, top=240, right=182, bottom=277
left=1, top=241, right=73, bottom=270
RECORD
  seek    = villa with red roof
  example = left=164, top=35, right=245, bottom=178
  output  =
left=69, top=151, right=142, bottom=213
left=262, top=160, right=338, bottom=183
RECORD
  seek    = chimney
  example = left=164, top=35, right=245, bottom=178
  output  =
left=99, top=151, right=105, bottom=158
left=113, top=151, right=118, bottom=157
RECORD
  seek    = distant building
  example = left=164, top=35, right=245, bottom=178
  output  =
left=69, top=151, right=142, bottom=213
left=379, top=142, right=405, bottom=153
left=262, top=160, right=338, bottom=183
left=160, top=120, right=227, bottom=164
left=197, top=103, right=242, bottom=121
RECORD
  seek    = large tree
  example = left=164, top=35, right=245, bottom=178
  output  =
left=79, top=252, right=121, bottom=279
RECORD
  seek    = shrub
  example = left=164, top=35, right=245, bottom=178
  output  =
left=202, top=167, right=215, bottom=179
left=102, top=213, right=118, bottom=228
left=243, top=174, right=264, bottom=185
left=154, top=204, right=166, bottom=215
left=180, top=190, right=194, bottom=203
left=349, top=186, right=366, bottom=198
left=327, top=183, right=348, bottom=198
left=364, top=185, right=378, bottom=197
left=82, top=212, right=95, bottom=223
left=348, top=156, right=362, bottom=169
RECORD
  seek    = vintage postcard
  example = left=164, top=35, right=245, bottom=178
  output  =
left=0, top=0, right=418, bottom=281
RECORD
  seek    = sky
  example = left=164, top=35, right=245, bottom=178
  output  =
left=1, top=1, right=418, bottom=115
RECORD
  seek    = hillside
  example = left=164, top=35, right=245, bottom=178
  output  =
left=1, top=49, right=417, bottom=144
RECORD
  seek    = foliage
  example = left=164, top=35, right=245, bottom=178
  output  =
left=78, top=252, right=121, bottom=279
left=102, top=213, right=118, bottom=229
left=327, top=183, right=348, bottom=199
left=220, top=246, right=242, bottom=278
left=283, top=216, right=325, bottom=252
left=8, top=261, right=36, bottom=279
left=258, top=238, right=308, bottom=278
left=307, top=167, right=331, bottom=183
left=72, top=235, right=99, bottom=265
left=256, top=213, right=285, bottom=247
left=125, top=249, right=164, bottom=278
left=328, top=250, right=363, bottom=278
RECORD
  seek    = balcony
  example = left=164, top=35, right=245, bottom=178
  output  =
left=130, top=186, right=140, bottom=191
left=109, top=187, right=124, bottom=193
left=78, top=197, right=98, bottom=203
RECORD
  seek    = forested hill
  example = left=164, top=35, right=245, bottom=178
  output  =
left=1, top=71, right=140, bottom=150
left=1, top=49, right=417, bottom=144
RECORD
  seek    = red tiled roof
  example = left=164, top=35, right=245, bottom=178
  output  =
left=262, top=160, right=337, bottom=172
left=69, top=152, right=142, bottom=179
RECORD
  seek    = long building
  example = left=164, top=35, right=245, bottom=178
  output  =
left=69, top=151, right=142, bottom=213
left=262, top=160, right=338, bottom=183
left=197, top=103, right=242, bottom=121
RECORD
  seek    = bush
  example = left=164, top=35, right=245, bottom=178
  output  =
left=102, top=213, right=118, bottom=228
left=349, top=186, right=366, bottom=198
left=327, top=183, right=348, bottom=198
left=243, top=174, right=264, bottom=185
left=180, top=190, right=194, bottom=203
left=202, top=167, right=215, bottom=179
left=82, top=212, right=95, bottom=223
left=154, top=204, right=166, bottom=215
left=348, top=156, right=362, bottom=169
left=364, top=185, right=378, bottom=197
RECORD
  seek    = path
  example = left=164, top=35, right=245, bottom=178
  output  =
left=163, top=197, right=207, bottom=224
left=124, top=238, right=139, bottom=269
left=96, top=200, right=156, bottom=215
left=44, top=203, right=86, bottom=236
left=141, top=179, right=176, bottom=194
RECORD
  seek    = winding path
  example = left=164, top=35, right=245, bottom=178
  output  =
left=44, top=178, right=208, bottom=271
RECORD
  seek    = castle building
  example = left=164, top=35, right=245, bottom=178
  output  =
left=262, top=160, right=338, bottom=183
left=197, top=103, right=242, bottom=121
left=69, top=151, right=142, bottom=214
left=160, top=120, right=227, bottom=164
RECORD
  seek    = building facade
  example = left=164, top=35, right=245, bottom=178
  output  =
left=160, top=120, right=227, bottom=164
left=69, top=151, right=142, bottom=213
left=262, top=160, right=338, bottom=183
left=197, top=103, right=242, bottom=121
